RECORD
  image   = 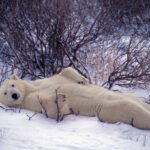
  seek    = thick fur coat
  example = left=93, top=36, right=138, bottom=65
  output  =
left=0, top=67, right=150, bottom=130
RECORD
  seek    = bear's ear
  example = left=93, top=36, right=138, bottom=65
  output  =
left=9, top=74, right=20, bottom=80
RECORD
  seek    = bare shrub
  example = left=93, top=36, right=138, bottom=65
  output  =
left=102, top=35, right=150, bottom=89
left=0, top=0, right=111, bottom=81
left=0, top=0, right=149, bottom=89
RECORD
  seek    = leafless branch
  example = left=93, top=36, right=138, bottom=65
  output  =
left=55, top=88, right=61, bottom=122
left=0, top=105, right=6, bottom=110
left=0, top=105, right=16, bottom=112
left=37, top=95, right=48, bottom=118
left=25, top=112, right=38, bottom=120
left=142, top=134, right=147, bottom=147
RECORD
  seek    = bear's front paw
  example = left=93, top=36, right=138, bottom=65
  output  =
left=78, top=77, right=89, bottom=85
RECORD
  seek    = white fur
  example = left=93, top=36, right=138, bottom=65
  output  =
left=0, top=68, right=150, bottom=130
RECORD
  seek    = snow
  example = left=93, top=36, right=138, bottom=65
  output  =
left=0, top=88, right=150, bottom=150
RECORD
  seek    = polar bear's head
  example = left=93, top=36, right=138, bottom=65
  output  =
left=0, top=75, right=26, bottom=107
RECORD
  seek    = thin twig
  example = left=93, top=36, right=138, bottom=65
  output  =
left=5, top=108, right=16, bottom=112
left=25, top=112, right=38, bottom=120
left=130, top=117, right=134, bottom=127
left=55, top=88, right=61, bottom=122
left=18, top=107, right=22, bottom=113
left=38, top=96, right=48, bottom=118
left=0, top=105, right=21, bottom=113
left=142, top=134, right=146, bottom=147
left=0, top=105, right=6, bottom=110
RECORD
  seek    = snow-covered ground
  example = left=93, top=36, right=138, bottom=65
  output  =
left=0, top=87, right=150, bottom=150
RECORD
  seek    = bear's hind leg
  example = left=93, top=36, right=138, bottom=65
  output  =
left=126, top=94, right=150, bottom=112
left=98, top=100, right=150, bottom=130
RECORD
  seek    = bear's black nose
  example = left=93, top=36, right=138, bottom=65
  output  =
left=12, top=93, right=19, bottom=100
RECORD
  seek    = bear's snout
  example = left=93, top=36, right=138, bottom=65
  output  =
left=11, top=93, right=20, bottom=100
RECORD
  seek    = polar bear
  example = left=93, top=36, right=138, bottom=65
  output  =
left=0, top=67, right=89, bottom=116
left=0, top=67, right=150, bottom=130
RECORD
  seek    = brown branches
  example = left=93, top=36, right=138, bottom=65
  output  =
left=25, top=112, right=38, bottom=120
left=0, top=0, right=149, bottom=88
left=0, top=105, right=16, bottom=112
left=37, top=90, right=67, bottom=122
left=0, top=103, right=37, bottom=120
left=104, top=36, right=150, bottom=89
left=54, top=88, right=66, bottom=122
left=36, top=89, right=68, bottom=122
left=0, top=105, right=6, bottom=110
left=0, top=0, right=105, bottom=81
left=55, top=88, right=61, bottom=122
left=37, top=95, right=48, bottom=118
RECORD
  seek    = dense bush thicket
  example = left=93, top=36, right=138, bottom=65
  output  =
left=0, top=0, right=108, bottom=79
left=102, top=0, right=150, bottom=33
left=0, top=0, right=149, bottom=88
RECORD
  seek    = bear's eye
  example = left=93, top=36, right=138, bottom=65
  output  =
left=12, top=84, right=15, bottom=87
left=4, top=92, right=7, bottom=95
